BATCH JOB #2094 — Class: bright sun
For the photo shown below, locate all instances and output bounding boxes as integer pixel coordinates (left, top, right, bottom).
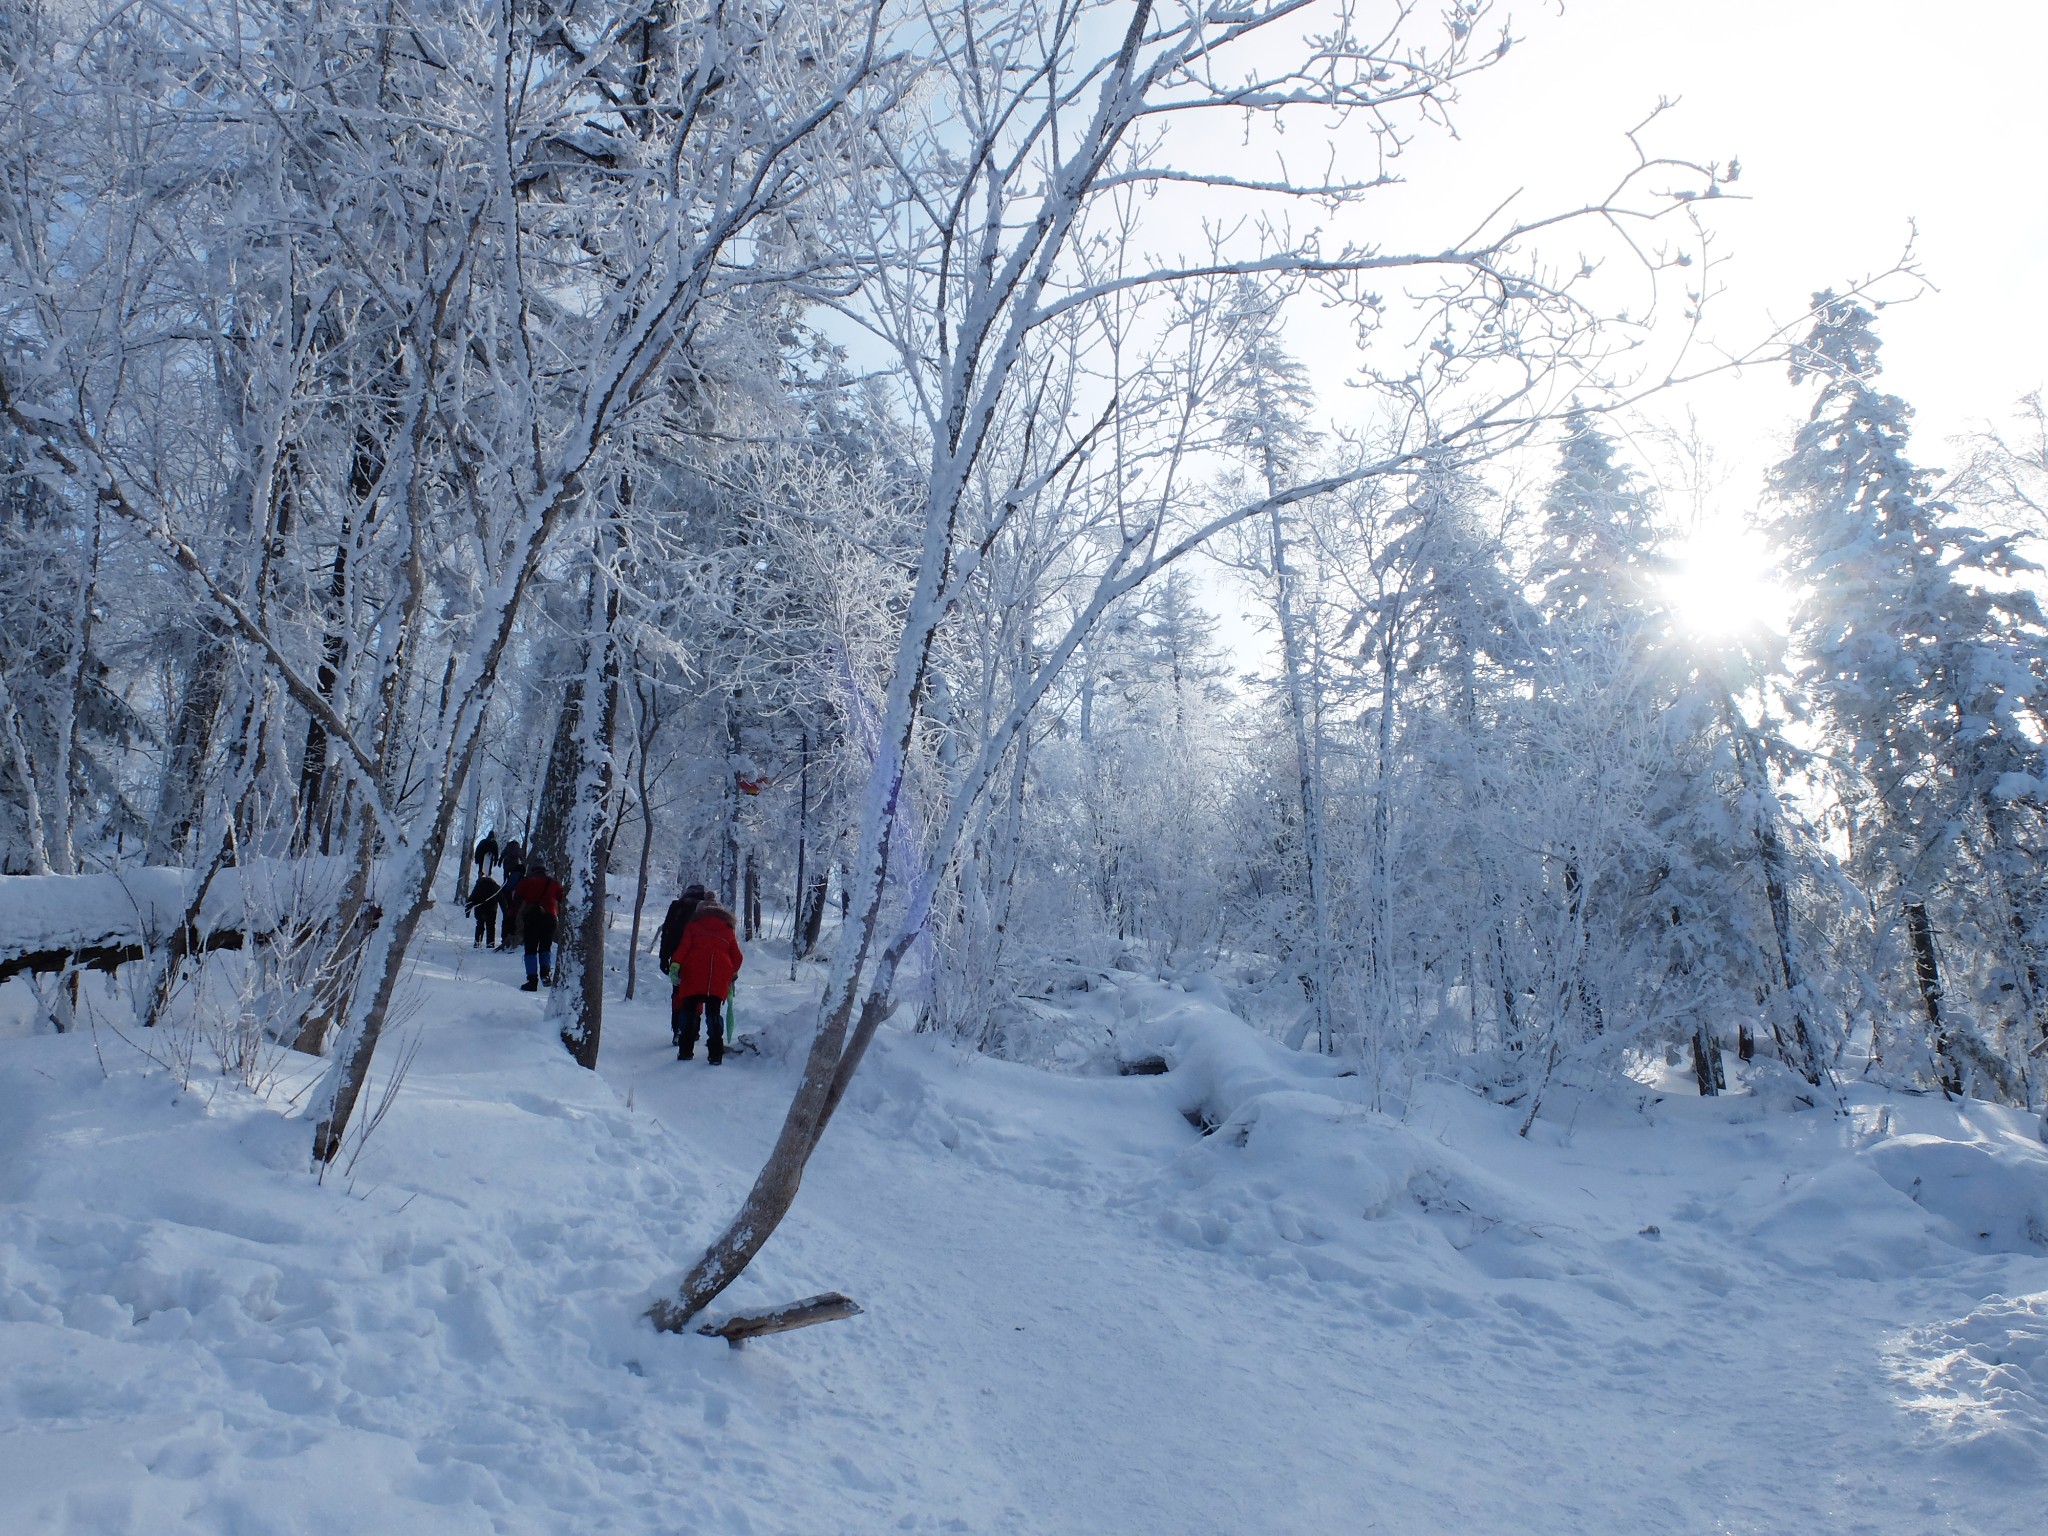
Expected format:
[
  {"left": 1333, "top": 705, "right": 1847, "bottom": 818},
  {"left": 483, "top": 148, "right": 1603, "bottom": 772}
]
[{"left": 1664, "top": 525, "right": 1792, "bottom": 640}]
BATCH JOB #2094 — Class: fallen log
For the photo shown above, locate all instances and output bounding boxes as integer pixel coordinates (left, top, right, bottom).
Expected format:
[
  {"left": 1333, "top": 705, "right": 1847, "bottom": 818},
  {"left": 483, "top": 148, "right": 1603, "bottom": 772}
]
[
  {"left": 696, "top": 1292, "right": 864, "bottom": 1349},
  {"left": 0, "top": 860, "right": 348, "bottom": 988},
  {"left": 0, "top": 927, "right": 259, "bottom": 987}
]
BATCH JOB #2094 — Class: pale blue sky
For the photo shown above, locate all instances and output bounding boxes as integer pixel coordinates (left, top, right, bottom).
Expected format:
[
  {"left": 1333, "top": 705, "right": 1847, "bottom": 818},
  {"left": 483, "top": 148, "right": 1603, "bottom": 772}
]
[
  {"left": 1240, "top": 0, "right": 2048, "bottom": 636},
  {"left": 1375, "top": 0, "right": 2048, "bottom": 478}
]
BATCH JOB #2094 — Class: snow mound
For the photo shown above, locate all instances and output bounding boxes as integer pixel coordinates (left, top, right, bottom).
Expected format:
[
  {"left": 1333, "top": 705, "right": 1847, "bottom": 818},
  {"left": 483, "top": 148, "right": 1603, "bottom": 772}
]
[
  {"left": 1891, "top": 1292, "right": 2048, "bottom": 1474},
  {"left": 1745, "top": 1159, "right": 1960, "bottom": 1278},
  {"left": 1752, "top": 1109, "right": 2048, "bottom": 1274},
  {"left": 1119, "top": 995, "right": 1558, "bottom": 1300},
  {"left": 1864, "top": 1132, "right": 2048, "bottom": 1255}
]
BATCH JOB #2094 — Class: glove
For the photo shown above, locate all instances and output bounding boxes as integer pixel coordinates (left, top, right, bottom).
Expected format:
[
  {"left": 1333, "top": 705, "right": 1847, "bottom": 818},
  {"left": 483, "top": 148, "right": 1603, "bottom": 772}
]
[{"left": 666, "top": 962, "right": 680, "bottom": 985}]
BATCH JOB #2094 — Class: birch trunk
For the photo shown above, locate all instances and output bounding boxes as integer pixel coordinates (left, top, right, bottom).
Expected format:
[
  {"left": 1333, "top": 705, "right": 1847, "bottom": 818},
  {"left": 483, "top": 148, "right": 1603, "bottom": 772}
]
[
  {"left": 625, "top": 721, "right": 657, "bottom": 1002},
  {"left": 45, "top": 506, "right": 99, "bottom": 876},
  {"left": 0, "top": 667, "right": 52, "bottom": 876},
  {"left": 552, "top": 539, "right": 625, "bottom": 1071}
]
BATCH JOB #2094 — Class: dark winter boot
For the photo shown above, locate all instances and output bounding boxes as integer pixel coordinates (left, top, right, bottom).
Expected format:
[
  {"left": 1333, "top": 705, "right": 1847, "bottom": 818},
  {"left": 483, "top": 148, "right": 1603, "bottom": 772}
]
[{"left": 519, "top": 978, "right": 538, "bottom": 993}]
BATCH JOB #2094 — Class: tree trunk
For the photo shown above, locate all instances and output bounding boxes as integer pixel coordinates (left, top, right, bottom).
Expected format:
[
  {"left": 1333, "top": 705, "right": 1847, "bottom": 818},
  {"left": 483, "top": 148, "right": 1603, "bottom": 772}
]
[
  {"left": 148, "top": 627, "right": 230, "bottom": 865},
  {"left": 294, "top": 517, "right": 352, "bottom": 855},
  {"left": 291, "top": 817, "right": 380, "bottom": 1057},
  {"left": 531, "top": 668, "right": 584, "bottom": 880},
  {"left": 0, "top": 667, "right": 52, "bottom": 876},
  {"left": 1690, "top": 1025, "right": 1725, "bottom": 1095},
  {"left": 1367, "top": 620, "right": 1400, "bottom": 1081},
  {"left": 652, "top": 478, "right": 953, "bottom": 1329},
  {"left": 1263, "top": 464, "right": 1334, "bottom": 1054},
  {"left": 1903, "top": 898, "right": 1962, "bottom": 1096},
  {"left": 139, "top": 684, "right": 282, "bottom": 1030},
  {"left": 744, "top": 847, "right": 761, "bottom": 941},
  {"left": 1725, "top": 708, "right": 1827, "bottom": 1086},
  {"left": 801, "top": 870, "right": 830, "bottom": 956},
  {"left": 455, "top": 748, "right": 484, "bottom": 908},
  {"left": 552, "top": 536, "right": 624, "bottom": 1071},
  {"left": 1754, "top": 813, "right": 1824, "bottom": 1084},
  {"left": 625, "top": 716, "right": 657, "bottom": 1002},
  {"left": 310, "top": 854, "right": 441, "bottom": 1164},
  {"left": 721, "top": 688, "right": 744, "bottom": 902},
  {"left": 1979, "top": 793, "right": 2046, "bottom": 1056},
  {"left": 1562, "top": 855, "right": 1603, "bottom": 1038},
  {"left": 789, "top": 730, "right": 810, "bottom": 975},
  {"left": 45, "top": 503, "right": 101, "bottom": 876}
]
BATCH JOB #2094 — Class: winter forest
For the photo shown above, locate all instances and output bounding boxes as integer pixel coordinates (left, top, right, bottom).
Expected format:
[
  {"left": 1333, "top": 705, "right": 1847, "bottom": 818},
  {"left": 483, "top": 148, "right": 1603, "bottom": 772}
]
[{"left": 3, "top": 1, "right": 2045, "bottom": 1532}]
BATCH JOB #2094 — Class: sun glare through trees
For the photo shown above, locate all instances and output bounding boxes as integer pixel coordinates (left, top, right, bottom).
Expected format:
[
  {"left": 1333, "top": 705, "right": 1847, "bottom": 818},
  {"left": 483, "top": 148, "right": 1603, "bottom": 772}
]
[{"left": 0, "top": 1, "right": 2044, "bottom": 1530}]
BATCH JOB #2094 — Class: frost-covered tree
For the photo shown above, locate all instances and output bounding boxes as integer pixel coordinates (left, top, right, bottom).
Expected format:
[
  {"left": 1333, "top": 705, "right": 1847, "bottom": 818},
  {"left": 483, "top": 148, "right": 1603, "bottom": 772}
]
[
  {"left": 0, "top": 0, "right": 901, "bottom": 1154},
  {"left": 1510, "top": 415, "right": 1816, "bottom": 1105},
  {"left": 1771, "top": 293, "right": 2048, "bottom": 1099},
  {"left": 653, "top": 0, "right": 1732, "bottom": 1327},
  {"left": 1531, "top": 411, "right": 1668, "bottom": 635},
  {"left": 1332, "top": 458, "right": 1536, "bottom": 1072},
  {"left": 0, "top": 433, "right": 146, "bottom": 874}
]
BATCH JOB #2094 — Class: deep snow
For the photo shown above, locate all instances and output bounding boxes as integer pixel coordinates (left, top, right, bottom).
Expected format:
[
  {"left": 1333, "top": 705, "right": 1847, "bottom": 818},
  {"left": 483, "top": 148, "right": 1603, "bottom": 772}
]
[{"left": 2, "top": 918, "right": 2044, "bottom": 1534}]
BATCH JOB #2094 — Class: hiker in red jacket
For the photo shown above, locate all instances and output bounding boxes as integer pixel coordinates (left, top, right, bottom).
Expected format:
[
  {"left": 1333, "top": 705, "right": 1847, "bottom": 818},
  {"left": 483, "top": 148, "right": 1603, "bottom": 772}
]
[
  {"left": 667, "top": 896, "right": 743, "bottom": 1064},
  {"left": 513, "top": 861, "right": 566, "bottom": 992}
]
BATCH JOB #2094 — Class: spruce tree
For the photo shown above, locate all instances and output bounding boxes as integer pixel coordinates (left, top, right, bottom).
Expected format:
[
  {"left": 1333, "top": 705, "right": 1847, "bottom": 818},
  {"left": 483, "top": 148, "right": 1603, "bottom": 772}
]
[
  {"left": 1530, "top": 410, "right": 1668, "bottom": 637},
  {"left": 1771, "top": 292, "right": 2047, "bottom": 1097},
  {"left": 1529, "top": 413, "right": 1780, "bottom": 1091}
]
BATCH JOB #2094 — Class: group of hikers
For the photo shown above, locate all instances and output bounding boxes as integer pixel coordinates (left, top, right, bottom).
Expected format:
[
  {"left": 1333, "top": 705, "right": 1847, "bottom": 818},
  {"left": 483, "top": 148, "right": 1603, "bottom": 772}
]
[
  {"left": 463, "top": 831, "right": 744, "bottom": 1063},
  {"left": 462, "top": 831, "right": 563, "bottom": 992}
]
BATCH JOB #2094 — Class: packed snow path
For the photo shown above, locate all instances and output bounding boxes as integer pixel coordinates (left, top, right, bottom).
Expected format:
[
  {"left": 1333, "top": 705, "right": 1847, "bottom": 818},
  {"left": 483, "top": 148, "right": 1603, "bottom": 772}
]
[{"left": 2, "top": 920, "right": 2043, "bottom": 1533}]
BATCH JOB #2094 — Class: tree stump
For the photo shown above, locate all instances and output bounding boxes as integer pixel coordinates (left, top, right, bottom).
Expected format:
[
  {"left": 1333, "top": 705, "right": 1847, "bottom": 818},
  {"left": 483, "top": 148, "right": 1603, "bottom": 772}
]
[{"left": 696, "top": 1292, "right": 864, "bottom": 1349}]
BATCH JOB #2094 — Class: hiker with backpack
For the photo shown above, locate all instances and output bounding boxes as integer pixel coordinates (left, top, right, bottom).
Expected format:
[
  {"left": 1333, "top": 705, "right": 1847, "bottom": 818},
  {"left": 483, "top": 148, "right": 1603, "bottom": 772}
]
[
  {"left": 465, "top": 870, "right": 503, "bottom": 948},
  {"left": 656, "top": 882, "right": 709, "bottom": 1047},
  {"left": 497, "top": 841, "right": 527, "bottom": 950},
  {"left": 667, "top": 893, "right": 743, "bottom": 1064},
  {"left": 512, "top": 860, "right": 565, "bottom": 991},
  {"left": 474, "top": 828, "right": 500, "bottom": 877}
]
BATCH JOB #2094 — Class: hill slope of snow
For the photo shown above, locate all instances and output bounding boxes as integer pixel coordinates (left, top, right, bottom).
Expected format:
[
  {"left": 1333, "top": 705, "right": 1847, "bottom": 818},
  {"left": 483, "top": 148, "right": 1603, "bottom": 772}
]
[{"left": 2, "top": 923, "right": 2043, "bottom": 1534}]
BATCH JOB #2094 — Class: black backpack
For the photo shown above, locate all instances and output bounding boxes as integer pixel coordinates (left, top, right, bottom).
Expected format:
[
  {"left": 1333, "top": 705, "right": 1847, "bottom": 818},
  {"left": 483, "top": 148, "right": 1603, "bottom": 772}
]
[{"left": 657, "top": 893, "right": 705, "bottom": 962}]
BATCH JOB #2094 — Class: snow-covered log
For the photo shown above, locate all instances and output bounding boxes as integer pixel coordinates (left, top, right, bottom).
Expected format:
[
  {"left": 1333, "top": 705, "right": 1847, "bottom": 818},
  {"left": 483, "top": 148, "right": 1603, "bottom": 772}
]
[
  {"left": 0, "top": 860, "right": 350, "bottom": 985},
  {"left": 693, "top": 1293, "right": 864, "bottom": 1349}
]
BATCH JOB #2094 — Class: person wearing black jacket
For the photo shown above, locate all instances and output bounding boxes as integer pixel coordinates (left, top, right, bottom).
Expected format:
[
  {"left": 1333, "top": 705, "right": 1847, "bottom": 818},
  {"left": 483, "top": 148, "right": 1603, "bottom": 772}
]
[
  {"left": 498, "top": 845, "right": 527, "bottom": 950},
  {"left": 657, "top": 884, "right": 709, "bottom": 1048},
  {"left": 473, "top": 829, "right": 499, "bottom": 876},
  {"left": 465, "top": 872, "right": 503, "bottom": 948}
]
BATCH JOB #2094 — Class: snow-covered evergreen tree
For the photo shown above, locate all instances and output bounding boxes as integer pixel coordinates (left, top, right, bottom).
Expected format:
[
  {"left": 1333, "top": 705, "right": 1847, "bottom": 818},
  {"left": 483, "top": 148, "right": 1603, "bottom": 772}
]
[
  {"left": 1521, "top": 414, "right": 1792, "bottom": 1097},
  {"left": 1530, "top": 410, "right": 1669, "bottom": 637},
  {"left": 1771, "top": 292, "right": 2048, "bottom": 1098}
]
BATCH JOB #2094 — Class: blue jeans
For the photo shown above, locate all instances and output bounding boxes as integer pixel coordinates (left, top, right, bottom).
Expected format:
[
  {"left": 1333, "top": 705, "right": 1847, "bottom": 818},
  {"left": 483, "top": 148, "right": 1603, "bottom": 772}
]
[
  {"left": 522, "top": 910, "right": 557, "bottom": 981},
  {"left": 674, "top": 995, "right": 723, "bottom": 1061}
]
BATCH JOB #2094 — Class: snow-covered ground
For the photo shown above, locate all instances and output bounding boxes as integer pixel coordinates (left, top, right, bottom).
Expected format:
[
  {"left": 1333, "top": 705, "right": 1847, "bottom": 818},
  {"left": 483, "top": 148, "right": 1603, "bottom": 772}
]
[{"left": 2, "top": 918, "right": 2044, "bottom": 1534}]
